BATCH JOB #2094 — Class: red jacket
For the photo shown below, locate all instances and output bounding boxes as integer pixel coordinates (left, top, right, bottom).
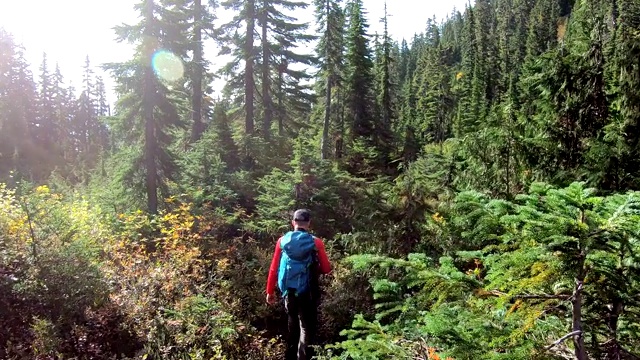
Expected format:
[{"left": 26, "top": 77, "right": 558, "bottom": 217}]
[{"left": 266, "top": 233, "right": 331, "bottom": 296}]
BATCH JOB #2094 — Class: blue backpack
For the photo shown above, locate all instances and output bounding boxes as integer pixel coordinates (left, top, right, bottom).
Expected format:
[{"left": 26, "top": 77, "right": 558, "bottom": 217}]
[{"left": 278, "top": 230, "right": 317, "bottom": 296}]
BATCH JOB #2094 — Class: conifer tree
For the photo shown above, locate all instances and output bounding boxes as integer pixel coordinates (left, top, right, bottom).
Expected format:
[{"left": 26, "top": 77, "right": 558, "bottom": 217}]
[
  {"left": 372, "top": 33, "right": 383, "bottom": 130},
  {"left": 258, "top": 0, "right": 273, "bottom": 140},
  {"left": 398, "top": 35, "right": 422, "bottom": 162},
  {"left": 516, "top": 0, "right": 611, "bottom": 188},
  {"left": 397, "top": 39, "right": 410, "bottom": 86},
  {"left": 93, "top": 76, "right": 111, "bottom": 152},
  {"left": 454, "top": 5, "right": 476, "bottom": 136},
  {"left": 219, "top": 0, "right": 257, "bottom": 135},
  {"left": 415, "top": 17, "right": 452, "bottom": 149},
  {"left": 495, "top": 0, "right": 533, "bottom": 98},
  {"left": 344, "top": 0, "right": 375, "bottom": 143},
  {"left": 165, "top": 0, "right": 219, "bottom": 143},
  {"left": 30, "top": 53, "right": 61, "bottom": 180},
  {"left": 190, "top": 0, "right": 205, "bottom": 142},
  {"left": 261, "top": 0, "right": 315, "bottom": 139},
  {"left": 0, "top": 30, "right": 16, "bottom": 179},
  {"left": 51, "top": 63, "right": 75, "bottom": 172},
  {"left": 610, "top": 0, "right": 640, "bottom": 189},
  {"left": 220, "top": 0, "right": 313, "bottom": 140},
  {"left": 0, "top": 29, "right": 36, "bottom": 183},
  {"left": 471, "top": 0, "right": 496, "bottom": 123},
  {"left": 525, "top": 0, "right": 562, "bottom": 60},
  {"left": 106, "top": 0, "right": 186, "bottom": 214},
  {"left": 376, "top": 3, "right": 395, "bottom": 150},
  {"left": 79, "top": 57, "right": 96, "bottom": 155},
  {"left": 211, "top": 101, "right": 241, "bottom": 170},
  {"left": 94, "top": 76, "right": 110, "bottom": 117},
  {"left": 314, "top": 0, "right": 345, "bottom": 159}
]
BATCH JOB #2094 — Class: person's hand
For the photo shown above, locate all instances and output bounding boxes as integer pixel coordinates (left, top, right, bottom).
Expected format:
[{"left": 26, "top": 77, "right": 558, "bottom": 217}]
[{"left": 266, "top": 293, "right": 276, "bottom": 305}]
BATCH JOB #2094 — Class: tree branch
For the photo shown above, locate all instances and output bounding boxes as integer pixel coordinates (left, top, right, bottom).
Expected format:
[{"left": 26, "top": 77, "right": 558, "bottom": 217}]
[
  {"left": 545, "top": 330, "right": 582, "bottom": 350},
  {"left": 514, "top": 294, "right": 571, "bottom": 300},
  {"left": 19, "top": 197, "right": 38, "bottom": 260},
  {"left": 480, "top": 289, "right": 570, "bottom": 300}
]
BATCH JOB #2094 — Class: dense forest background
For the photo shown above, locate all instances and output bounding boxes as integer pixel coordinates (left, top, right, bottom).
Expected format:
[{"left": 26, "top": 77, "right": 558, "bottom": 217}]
[{"left": 2, "top": 0, "right": 640, "bottom": 359}]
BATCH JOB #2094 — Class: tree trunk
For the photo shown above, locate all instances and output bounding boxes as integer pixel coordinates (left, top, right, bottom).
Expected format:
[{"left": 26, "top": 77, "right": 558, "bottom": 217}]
[
  {"left": 404, "top": 126, "right": 413, "bottom": 162},
  {"left": 321, "top": 0, "right": 333, "bottom": 159},
  {"left": 190, "top": 0, "right": 204, "bottom": 143},
  {"left": 603, "top": 258, "right": 625, "bottom": 360},
  {"left": 335, "top": 85, "right": 344, "bottom": 159},
  {"left": 143, "top": 0, "right": 158, "bottom": 215},
  {"left": 244, "top": 0, "right": 255, "bottom": 135},
  {"left": 603, "top": 298, "right": 624, "bottom": 360},
  {"left": 573, "top": 253, "right": 588, "bottom": 360},
  {"left": 261, "top": 0, "right": 272, "bottom": 141},
  {"left": 321, "top": 75, "right": 332, "bottom": 159},
  {"left": 278, "top": 60, "right": 284, "bottom": 136}
]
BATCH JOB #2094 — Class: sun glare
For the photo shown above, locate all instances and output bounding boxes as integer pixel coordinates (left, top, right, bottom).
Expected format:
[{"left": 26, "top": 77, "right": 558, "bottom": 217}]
[{"left": 152, "top": 50, "right": 185, "bottom": 82}]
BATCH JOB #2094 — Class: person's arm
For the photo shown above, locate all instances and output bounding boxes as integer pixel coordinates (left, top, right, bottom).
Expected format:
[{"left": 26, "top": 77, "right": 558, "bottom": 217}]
[
  {"left": 313, "top": 238, "right": 331, "bottom": 274},
  {"left": 266, "top": 237, "right": 282, "bottom": 296}
]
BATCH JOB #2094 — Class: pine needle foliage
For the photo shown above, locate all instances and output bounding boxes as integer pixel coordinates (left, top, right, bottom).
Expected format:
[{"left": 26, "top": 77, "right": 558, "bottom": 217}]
[{"left": 329, "top": 182, "right": 640, "bottom": 359}]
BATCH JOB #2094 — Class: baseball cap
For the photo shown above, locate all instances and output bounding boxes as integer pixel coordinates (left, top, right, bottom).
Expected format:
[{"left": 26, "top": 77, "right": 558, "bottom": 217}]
[{"left": 293, "top": 209, "right": 311, "bottom": 222}]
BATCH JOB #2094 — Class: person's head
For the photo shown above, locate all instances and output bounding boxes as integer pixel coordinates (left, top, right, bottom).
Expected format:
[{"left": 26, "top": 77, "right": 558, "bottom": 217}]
[{"left": 292, "top": 209, "right": 311, "bottom": 230}]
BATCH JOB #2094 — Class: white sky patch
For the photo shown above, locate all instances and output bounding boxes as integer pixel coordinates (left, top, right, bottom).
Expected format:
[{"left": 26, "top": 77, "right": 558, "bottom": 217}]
[{"left": 0, "top": 0, "right": 470, "bottom": 107}]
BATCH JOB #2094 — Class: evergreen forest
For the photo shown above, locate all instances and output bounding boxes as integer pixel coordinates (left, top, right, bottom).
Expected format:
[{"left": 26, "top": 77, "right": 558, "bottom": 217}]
[{"left": 2, "top": 0, "right": 640, "bottom": 359}]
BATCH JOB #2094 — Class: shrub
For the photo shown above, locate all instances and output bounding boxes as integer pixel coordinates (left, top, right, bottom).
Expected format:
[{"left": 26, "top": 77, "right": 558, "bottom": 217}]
[{"left": 0, "top": 183, "right": 135, "bottom": 359}]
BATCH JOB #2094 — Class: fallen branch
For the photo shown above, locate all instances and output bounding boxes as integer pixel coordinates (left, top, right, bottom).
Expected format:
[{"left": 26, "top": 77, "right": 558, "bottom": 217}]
[{"left": 545, "top": 330, "right": 582, "bottom": 350}]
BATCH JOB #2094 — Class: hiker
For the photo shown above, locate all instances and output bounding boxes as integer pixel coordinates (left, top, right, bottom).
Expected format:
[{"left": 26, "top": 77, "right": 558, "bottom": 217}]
[{"left": 265, "top": 209, "right": 332, "bottom": 360}]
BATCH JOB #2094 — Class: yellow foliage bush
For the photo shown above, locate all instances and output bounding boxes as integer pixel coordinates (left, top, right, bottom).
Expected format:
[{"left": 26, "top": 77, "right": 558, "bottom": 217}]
[
  {"left": 1, "top": 184, "right": 284, "bottom": 359},
  {"left": 102, "top": 202, "right": 206, "bottom": 337}
]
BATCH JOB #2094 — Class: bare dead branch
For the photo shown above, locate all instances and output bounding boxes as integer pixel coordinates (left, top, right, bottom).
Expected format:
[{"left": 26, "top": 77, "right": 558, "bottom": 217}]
[
  {"left": 514, "top": 294, "right": 571, "bottom": 300},
  {"left": 545, "top": 330, "right": 582, "bottom": 350},
  {"left": 481, "top": 289, "right": 570, "bottom": 300}
]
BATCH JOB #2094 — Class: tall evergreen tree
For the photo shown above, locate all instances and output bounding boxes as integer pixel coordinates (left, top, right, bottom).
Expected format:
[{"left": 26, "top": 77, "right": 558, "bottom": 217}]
[
  {"left": 518, "top": 1, "right": 610, "bottom": 187},
  {"left": 415, "top": 17, "right": 453, "bottom": 149},
  {"left": 525, "top": 0, "right": 562, "bottom": 60},
  {"left": 259, "top": 0, "right": 315, "bottom": 140},
  {"left": 0, "top": 29, "right": 36, "bottom": 183},
  {"left": 31, "top": 53, "right": 60, "bottom": 179},
  {"left": 471, "top": 0, "right": 496, "bottom": 123},
  {"left": 78, "top": 56, "right": 97, "bottom": 155},
  {"left": 344, "top": 0, "right": 375, "bottom": 143},
  {"left": 454, "top": 5, "right": 476, "bottom": 136},
  {"left": 259, "top": 0, "right": 274, "bottom": 140},
  {"left": 51, "top": 63, "right": 74, "bottom": 171},
  {"left": 398, "top": 34, "right": 423, "bottom": 162},
  {"left": 314, "top": 0, "right": 345, "bottom": 159},
  {"left": 219, "top": 0, "right": 257, "bottom": 135},
  {"left": 376, "top": 2, "right": 395, "bottom": 148},
  {"left": 190, "top": 0, "right": 205, "bottom": 142},
  {"left": 106, "top": 0, "right": 187, "bottom": 214},
  {"left": 495, "top": 0, "right": 533, "bottom": 98},
  {"left": 212, "top": 101, "right": 241, "bottom": 170},
  {"left": 184, "top": 0, "right": 218, "bottom": 143},
  {"left": 220, "top": 0, "right": 313, "bottom": 140},
  {"left": 93, "top": 76, "right": 111, "bottom": 152},
  {"left": 609, "top": 0, "right": 640, "bottom": 189},
  {"left": 397, "top": 39, "right": 410, "bottom": 87}
]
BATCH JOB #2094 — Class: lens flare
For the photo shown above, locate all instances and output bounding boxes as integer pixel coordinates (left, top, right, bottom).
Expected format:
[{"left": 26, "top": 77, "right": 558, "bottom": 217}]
[{"left": 151, "top": 50, "right": 184, "bottom": 82}]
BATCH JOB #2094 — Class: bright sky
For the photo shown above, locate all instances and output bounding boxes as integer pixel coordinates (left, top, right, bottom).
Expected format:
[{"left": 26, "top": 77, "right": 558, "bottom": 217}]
[{"left": 0, "top": 0, "right": 469, "bottom": 106}]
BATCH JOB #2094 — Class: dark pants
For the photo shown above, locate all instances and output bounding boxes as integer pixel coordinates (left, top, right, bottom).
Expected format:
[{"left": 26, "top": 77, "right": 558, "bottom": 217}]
[{"left": 284, "top": 290, "right": 318, "bottom": 360}]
